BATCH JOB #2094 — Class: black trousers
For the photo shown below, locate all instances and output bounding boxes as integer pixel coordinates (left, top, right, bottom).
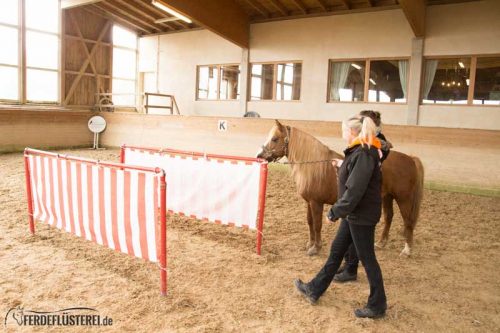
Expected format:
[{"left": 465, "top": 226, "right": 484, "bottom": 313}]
[
  {"left": 308, "top": 219, "right": 386, "bottom": 311},
  {"left": 342, "top": 244, "right": 359, "bottom": 274}
]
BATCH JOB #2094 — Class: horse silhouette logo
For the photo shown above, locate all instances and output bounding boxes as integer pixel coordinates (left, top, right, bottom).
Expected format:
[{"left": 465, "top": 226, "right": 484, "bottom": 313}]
[{"left": 4, "top": 306, "right": 24, "bottom": 326}]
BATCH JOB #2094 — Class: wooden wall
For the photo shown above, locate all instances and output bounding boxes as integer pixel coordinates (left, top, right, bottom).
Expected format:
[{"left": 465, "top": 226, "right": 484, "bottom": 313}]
[
  {"left": 0, "top": 108, "right": 94, "bottom": 153},
  {"left": 99, "top": 113, "right": 500, "bottom": 155},
  {"left": 62, "top": 7, "right": 112, "bottom": 108}
]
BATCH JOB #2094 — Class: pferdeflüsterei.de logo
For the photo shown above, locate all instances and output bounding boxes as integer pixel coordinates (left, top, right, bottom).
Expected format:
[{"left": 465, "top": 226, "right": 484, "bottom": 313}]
[{"left": 4, "top": 306, "right": 113, "bottom": 327}]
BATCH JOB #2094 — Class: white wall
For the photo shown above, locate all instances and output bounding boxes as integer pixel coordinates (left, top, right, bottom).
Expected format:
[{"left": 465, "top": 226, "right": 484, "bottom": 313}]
[
  {"left": 248, "top": 9, "right": 413, "bottom": 125},
  {"left": 138, "top": 1, "right": 500, "bottom": 130},
  {"left": 139, "top": 30, "right": 242, "bottom": 117}
]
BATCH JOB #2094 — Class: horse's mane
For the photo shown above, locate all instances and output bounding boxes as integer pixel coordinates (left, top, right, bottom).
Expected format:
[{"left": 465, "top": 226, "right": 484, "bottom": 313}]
[{"left": 288, "top": 127, "right": 343, "bottom": 194}]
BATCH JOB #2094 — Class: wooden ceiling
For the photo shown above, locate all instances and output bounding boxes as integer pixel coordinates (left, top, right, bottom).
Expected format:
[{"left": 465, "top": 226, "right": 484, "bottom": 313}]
[{"left": 72, "top": 0, "right": 482, "bottom": 37}]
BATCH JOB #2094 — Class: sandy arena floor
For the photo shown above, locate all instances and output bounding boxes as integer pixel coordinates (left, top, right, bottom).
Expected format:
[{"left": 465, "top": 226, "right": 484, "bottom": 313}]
[{"left": 1, "top": 149, "right": 499, "bottom": 332}]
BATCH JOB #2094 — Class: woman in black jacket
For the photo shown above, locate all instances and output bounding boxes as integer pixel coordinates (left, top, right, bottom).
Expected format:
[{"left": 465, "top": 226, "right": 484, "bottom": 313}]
[
  {"left": 335, "top": 110, "right": 392, "bottom": 282},
  {"left": 294, "top": 115, "right": 387, "bottom": 319}
]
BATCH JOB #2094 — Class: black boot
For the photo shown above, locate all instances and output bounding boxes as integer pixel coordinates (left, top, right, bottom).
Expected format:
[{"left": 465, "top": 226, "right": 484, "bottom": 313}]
[
  {"left": 293, "top": 279, "right": 319, "bottom": 305},
  {"left": 333, "top": 270, "right": 357, "bottom": 282},
  {"left": 354, "top": 307, "right": 386, "bottom": 319}
]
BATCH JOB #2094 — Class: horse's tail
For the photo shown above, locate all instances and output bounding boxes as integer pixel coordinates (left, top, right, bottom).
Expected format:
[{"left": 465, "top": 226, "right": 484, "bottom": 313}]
[{"left": 410, "top": 156, "right": 425, "bottom": 227}]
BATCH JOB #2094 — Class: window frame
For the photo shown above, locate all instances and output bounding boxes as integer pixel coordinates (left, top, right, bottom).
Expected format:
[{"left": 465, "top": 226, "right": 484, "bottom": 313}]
[
  {"left": 111, "top": 24, "right": 139, "bottom": 108},
  {"left": 249, "top": 60, "right": 303, "bottom": 102},
  {"left": 0, "top": 0, "right": 61, "bottom": 105},
  {"left": 421, "top": 54, "right": 500, "bottom": 107},
  {"left": 195, "top": 63, "right": 241, "bottom": 101},
  {"left": 327, "top": 57, "right": 410, "bottom": 105}
]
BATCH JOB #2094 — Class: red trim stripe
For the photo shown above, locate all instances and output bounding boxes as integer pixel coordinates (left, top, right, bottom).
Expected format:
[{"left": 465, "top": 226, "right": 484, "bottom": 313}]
[
  {"left": 75, "top": 163, "right": 85, "bottom": 238},
  {"left": 39, "top": 157, "right": 48, "bottom": 222},
  {"left": 110, "top": 169, "right": 121, "bottom": 253},
  {"left": 57, "top": 159, "right": 67, "bottom": 232},
  {"left": 65, "top": 160, "right": 74, "bottom": 233},
  {"left": 86, "top": 164, "right": 96, "bottom": 242},
  {"left": 30, "top": 157, "right": 41, "bottom": 220},
  {"left": 47, "top": 158, "right": 57, "bottom": 225},
  {"left": 98, "top": 166, "right": 108, "bottom": 247},
  {"left": 137, "top": 172, "right": 149, "bottom": 261},
  {"left": 123, "top": 171, "right": 134, "bottom": 256}
]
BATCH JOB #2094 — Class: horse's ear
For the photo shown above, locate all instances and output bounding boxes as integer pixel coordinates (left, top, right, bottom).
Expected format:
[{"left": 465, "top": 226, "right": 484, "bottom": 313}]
[{"left": 275, "top": 119, "right": 284, "bottom": 129}]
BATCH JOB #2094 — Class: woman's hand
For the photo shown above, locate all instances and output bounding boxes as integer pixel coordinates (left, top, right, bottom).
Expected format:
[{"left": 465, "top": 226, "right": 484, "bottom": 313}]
[
  {"left": 332, "top": 159, "right": 343, "bottom": 169},
  {"left": 327, "top": 207, "right": 338, "bottom": 223}
]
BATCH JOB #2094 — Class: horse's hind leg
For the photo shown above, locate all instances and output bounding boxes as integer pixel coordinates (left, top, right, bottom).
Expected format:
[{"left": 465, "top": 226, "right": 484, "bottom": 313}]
[
  {"left": 306, "top": 202, "right": 315, "bottom": 250},
  {"left": 396, "top": 199, "right": 414, "bottom": 257},
  {"left": 377, "top": 194, "right": 394, "bottom": 248},
  {"left": 307, "top": 201, "right": 323, "bottom": 256}
]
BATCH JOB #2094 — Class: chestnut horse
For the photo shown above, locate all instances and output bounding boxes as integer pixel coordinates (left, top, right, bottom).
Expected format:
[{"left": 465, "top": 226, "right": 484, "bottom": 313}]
[{"left": 257, "top": 120, "right": 424, "bottom": 256}]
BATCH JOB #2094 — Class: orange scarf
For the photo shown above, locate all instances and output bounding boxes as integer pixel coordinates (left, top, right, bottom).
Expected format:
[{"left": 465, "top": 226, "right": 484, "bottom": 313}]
[{"left": 349, "top": 136, "right": 382, "bottom": 149}]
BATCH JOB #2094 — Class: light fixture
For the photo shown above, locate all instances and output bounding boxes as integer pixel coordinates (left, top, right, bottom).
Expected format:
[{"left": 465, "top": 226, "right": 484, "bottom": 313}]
[
  {"left": 351, "top": 63, "right": 361, "bottom": 70},
  {"left": 441, "top": 82, "right": 445, "bottom": 86},
  {"left": 458, "top": 61, "right": 465, "bottom": 69},
  {"left": 369, "top": 78, "right": 376, "bottom": 85},
  {"left": 457, "top": 82, "right": 461, "bottom": 86},
  {"left": 152, "top": 0, "right": 192, "bottom": 24},
  {"left": 466, "top": 79, "right": 470, "bottom": 86}
]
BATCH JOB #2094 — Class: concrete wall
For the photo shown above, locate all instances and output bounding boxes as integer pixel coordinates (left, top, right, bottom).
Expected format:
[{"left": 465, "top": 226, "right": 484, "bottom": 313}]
[
  {"left": 139, "top": 1, "right": 500, "bottom": 130},
  {"left": 0, "top": 108, "right": 94, "bottom": 153}
]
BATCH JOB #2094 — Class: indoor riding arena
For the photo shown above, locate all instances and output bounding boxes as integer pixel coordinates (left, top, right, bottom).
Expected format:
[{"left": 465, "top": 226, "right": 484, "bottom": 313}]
[{"left": 1, "top": 0, "right": 499, "bottom": 332}]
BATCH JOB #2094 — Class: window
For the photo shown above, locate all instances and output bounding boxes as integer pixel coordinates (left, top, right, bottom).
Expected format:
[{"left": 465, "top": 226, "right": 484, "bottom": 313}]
[
  {"left": 328, "top": 59, "right": 408, "bottom": 103},
  {"left": 0, "top": 0, "right": 60, "bottom": 103},
  {"left": 421, "top": 55, "right": 500, "bottom": 106},
  {"left": 473, "top": 56, "right": 500, "bottom": 105},
  {"left": 112, "top": 25, "right": 137, "bottom": 106},
  {"left": 196, "top": 64, "right": 240, "bottom": 100},
  {"left": 422, "top": 57, "right": 470, "bottom": 104},
  {"left": 250, "top": 62, "right": 302, "bottom": 101}
]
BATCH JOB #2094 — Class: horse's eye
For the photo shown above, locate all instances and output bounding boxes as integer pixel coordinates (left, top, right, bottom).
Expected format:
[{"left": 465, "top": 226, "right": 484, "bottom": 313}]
[{"left": 271, "top": 137, "right": 279, "bottom": 143}]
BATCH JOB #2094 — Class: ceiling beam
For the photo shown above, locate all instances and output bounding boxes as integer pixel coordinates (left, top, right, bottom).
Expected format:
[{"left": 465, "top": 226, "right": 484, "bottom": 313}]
[
  {"left": 268, "top": 0, "right": 289, "bottom": 16},
  {"left": 132, "top": 0, "right": 188, "bottom": 30},
  {"left": 128, "top": 0, "right": 179, "bottom": 31},
  {"left": 87, "top": 5, "right": 151, "bottom": 34},
  {"left": 61, "top": 0, "right": 102, "bottom": 9},
  {"left": 339, "top": 0, "right": 350, "bottom": 10},
  {"left": 110, "top": 0, "right": 175, "bottom": 32},
  {"left": 398, "top": 0, "right": 426, "bottom": 37},
  {"left": 154, "top": 0, "right": 250, "bottom": 48},
  {"left": 315, "top": 0, "right": 329, "bottom": 11},
  {"left": 290, "top": 0, "right": 308, "bottom": 14},
  {"left": 245, "top": 0, "right": 270, "bottom": 18},
  {"left": 95, "top": 1, "right": 162, "bottom": 33}
]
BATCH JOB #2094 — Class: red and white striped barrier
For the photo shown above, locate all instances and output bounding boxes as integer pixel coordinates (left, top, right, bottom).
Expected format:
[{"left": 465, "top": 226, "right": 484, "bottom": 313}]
[
  {"left": 120, "top": 145, "right": 268, "bottom": 255},
  {"left": 23, "top": 148, "right": 168, "bottom": 295}
]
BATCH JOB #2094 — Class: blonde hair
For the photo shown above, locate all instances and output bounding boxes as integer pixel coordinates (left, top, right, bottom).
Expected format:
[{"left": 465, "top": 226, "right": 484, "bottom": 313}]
[{"left": 343, "top": 115, "right": 377, "bottom": 147}]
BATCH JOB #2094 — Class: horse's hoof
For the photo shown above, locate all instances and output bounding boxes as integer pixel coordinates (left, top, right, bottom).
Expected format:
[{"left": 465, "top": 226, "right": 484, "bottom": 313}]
[
  {"left": 399, "top": 244, "right": 411, "bottom": 257},
  {"left": 306, "top": 241, "right": 314, "bottom": 250},
  {"left": 307, "top": 246, "right": 319, "bottom": 256}
]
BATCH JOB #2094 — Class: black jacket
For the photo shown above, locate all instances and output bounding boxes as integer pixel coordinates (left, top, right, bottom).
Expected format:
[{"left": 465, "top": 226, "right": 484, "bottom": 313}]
[
  {"left": 329, "top": 143, "right": 382, "bottom": 226},
  {"left": 377, "top": 132, "right": 390, "bottom": 162}
]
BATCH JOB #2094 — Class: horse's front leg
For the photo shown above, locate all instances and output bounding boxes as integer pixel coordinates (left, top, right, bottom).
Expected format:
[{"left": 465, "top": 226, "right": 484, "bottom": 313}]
[
  {"left": 306, "top": 202, "right": 315, "bottom": 250},
  {"left": 307, "top": 201, "right": 324, "bottom": 256}
]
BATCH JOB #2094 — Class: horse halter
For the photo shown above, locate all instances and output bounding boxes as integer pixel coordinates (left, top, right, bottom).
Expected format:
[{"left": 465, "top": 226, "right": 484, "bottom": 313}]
[{"left": 260, "top": 126, "right": 291, "bottom": 162}]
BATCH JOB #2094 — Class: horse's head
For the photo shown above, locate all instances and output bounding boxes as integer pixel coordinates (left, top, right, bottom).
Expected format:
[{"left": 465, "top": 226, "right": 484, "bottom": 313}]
[{"left": 256, "top": 120, "right": 290, "bottom": 162}]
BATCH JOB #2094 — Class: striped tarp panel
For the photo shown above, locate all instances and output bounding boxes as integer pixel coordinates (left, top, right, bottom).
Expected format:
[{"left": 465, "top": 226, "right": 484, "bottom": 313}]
[
  {"left": 27, "top": 154, "right": 161, "bottom": 263},
  {"left": 124, "top": 147, "right": 262, "bottom": 230}
]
